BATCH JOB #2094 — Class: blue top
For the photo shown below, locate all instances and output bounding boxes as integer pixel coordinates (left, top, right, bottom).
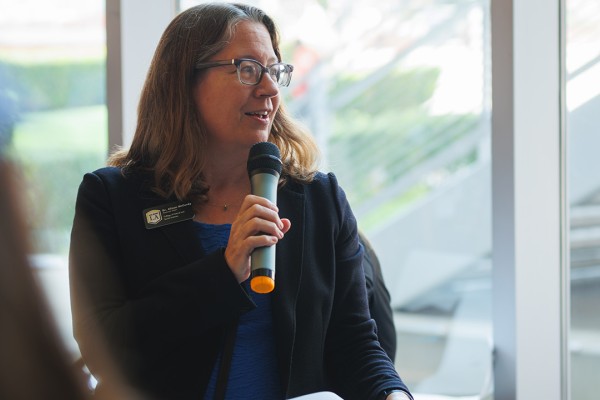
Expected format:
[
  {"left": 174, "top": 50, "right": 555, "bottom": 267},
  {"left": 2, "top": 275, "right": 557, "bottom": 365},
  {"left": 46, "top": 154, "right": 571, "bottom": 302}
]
[{"left": 195, "top": 222, "right": 283, "bottom": 400}]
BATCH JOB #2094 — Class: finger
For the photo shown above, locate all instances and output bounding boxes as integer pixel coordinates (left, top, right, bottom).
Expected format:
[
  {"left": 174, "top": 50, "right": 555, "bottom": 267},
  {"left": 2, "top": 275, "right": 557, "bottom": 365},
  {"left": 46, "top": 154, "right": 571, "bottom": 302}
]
[
  {"left": 247, "top": 217, "right": 284, "bottom": 238},
  {"left": 280, "top": 218, "right": 291, "bottom": 234},
  {"left": 248, "top": 233, "right": 279, "bottom": 248},
  {"left": 241, "top": 194, "right": 278, "bottom": 212},
  {"left": 236, "top": 203, "right": 284, "bottom": 233},
  {"left": 224, "top": 234, "right": 279, "bottom": 283}
]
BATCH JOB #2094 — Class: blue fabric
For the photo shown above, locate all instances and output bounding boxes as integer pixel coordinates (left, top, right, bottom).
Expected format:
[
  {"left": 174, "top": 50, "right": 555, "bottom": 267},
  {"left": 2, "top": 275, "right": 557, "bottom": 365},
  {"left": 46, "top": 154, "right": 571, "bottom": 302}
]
[
  {"left": 195, "top": 222, "right": 283, "bottom": 400},
  {"left": 194, "top": 221, "right": 232, "bottom": 255}
]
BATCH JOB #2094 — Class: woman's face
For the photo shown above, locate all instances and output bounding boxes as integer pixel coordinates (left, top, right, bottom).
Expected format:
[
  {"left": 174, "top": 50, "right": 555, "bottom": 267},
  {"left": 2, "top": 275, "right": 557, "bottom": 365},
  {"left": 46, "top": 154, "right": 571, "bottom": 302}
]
[{"left": 194, "top": 20, "right": 281, "bottom": 155}]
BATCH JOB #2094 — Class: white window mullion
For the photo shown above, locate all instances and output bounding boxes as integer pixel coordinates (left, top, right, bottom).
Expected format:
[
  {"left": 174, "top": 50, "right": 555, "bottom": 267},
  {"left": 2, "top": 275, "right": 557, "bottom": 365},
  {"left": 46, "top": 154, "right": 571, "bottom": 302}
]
[
  {"left": 491, "top": 0, "right": 567, "bottom": 399},
  {"left": 106, "top": 0, "right": 177, "bottom": 149}
]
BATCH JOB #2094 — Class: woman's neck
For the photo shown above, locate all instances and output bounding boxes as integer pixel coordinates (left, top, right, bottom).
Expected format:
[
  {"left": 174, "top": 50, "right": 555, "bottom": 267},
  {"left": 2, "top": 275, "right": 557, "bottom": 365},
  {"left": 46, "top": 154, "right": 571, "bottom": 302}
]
[
  {"left": 203, "top": 149, "right": 249, "bottom": 185},
  {"left": 195, "top": 160, "right": 251, "bottom": 224}
]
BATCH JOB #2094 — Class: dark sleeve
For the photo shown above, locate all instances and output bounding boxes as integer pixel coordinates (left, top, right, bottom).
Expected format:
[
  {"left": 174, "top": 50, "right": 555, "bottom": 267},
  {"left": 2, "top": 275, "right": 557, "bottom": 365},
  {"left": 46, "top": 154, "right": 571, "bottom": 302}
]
[
  {"left": 68, "top": 171, "right": 253, "bottom": 389},
  {"left": 360, "top": 231, "right": 397, "bottom": 362},
  {"left": 323, "top": 173, "right": 410, "bottom": 400}
]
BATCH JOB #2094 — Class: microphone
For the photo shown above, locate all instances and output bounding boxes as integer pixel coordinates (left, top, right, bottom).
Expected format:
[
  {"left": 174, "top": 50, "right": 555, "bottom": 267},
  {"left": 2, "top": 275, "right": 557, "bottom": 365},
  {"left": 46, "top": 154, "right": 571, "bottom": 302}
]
[{"left": 247, "top": 142, "right": 283, "bottom": 294}]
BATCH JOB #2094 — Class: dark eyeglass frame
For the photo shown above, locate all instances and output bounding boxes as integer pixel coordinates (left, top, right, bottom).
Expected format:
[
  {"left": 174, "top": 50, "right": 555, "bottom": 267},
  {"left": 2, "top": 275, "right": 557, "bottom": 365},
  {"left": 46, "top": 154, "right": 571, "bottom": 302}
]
[{"left": 195, "top": 58, "right": 294, "bottom": 87}]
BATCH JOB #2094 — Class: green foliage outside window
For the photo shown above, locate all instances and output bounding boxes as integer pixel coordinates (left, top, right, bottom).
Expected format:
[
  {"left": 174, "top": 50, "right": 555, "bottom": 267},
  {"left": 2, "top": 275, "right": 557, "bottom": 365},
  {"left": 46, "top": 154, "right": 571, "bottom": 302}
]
[
  {"left": 2, "top": 58, "right": 107, "bottom": 254},
  {"left": 329, "top": 67, "right": 481, "bottom": 228}
]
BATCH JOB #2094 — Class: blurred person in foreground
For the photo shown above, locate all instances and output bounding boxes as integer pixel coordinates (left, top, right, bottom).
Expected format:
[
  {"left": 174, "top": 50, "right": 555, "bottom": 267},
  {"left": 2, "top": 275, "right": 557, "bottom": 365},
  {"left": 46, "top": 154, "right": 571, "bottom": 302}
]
[
  {"left": 69, "top": 3, "right": 412, "bottom": 400},
  {"left": 0, "top": 158, "right": 86, "bottom": 399},
  {"left": 0, "top": 159, "right": 135, "bottom": 398}
]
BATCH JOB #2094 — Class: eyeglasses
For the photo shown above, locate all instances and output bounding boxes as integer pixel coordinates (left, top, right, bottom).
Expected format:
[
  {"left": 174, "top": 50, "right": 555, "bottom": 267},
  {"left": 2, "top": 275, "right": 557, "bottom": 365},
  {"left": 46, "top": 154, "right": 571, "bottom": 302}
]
[{"left": 195, "top": 58, "right": 294, "bottom": 87}]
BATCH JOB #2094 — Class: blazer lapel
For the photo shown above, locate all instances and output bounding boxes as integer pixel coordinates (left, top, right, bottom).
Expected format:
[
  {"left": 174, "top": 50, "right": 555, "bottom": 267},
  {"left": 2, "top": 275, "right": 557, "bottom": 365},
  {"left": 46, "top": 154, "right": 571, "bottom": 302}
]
[{"left": 273, "top": 183, "right": 305, "bottom": 395}]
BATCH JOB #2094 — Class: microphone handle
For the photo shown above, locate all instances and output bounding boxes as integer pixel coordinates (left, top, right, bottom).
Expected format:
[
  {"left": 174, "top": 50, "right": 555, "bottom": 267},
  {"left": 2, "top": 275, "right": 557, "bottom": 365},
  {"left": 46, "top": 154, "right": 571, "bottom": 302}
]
[{"left": 250, "top": 171, "right": 279, "bottom": 293}]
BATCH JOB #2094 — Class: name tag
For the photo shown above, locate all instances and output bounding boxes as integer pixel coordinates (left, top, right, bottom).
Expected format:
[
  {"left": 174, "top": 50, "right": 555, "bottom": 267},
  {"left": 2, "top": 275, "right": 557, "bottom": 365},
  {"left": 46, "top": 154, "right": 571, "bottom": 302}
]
[{"left": 143, "top": 201, "right": 194, "bottom": 229}]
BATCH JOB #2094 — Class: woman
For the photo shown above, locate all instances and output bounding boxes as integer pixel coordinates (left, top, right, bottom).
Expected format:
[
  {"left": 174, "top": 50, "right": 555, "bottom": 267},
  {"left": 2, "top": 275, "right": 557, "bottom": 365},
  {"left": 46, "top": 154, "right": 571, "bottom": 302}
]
[{"left": 69, "top": 3, "right": 412, "bottom": 400}]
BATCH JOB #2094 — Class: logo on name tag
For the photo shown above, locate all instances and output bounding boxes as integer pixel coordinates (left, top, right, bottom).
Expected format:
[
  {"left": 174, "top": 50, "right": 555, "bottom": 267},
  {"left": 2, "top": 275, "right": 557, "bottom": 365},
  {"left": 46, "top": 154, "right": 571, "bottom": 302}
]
[{"left": 145, "top": 209, "right": 162, "bottom": 225}]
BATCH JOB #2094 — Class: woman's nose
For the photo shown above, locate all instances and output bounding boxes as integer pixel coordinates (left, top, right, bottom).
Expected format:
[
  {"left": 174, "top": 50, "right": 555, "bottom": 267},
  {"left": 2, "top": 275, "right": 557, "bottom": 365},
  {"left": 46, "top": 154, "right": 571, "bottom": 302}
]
[{"left": 255, "top": 72, "right": 279, "bottom": 97}]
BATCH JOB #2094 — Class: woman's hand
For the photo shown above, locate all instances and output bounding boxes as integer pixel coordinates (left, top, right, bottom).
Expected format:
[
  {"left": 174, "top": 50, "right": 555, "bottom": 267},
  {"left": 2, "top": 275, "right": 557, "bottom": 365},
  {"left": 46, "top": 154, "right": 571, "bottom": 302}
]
[
  {"left": 386, "top": 391, "right": 412, "bottom": 400},
  {"left": 224, "top": 194, "right": 291, "bottom": 283}
]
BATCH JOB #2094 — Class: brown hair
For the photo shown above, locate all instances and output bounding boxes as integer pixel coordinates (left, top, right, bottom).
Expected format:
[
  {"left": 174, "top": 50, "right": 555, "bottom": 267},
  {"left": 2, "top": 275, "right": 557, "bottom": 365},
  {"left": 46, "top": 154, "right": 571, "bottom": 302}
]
[{"left": 109, "top": 2, "right": 320, "bottom": 204}]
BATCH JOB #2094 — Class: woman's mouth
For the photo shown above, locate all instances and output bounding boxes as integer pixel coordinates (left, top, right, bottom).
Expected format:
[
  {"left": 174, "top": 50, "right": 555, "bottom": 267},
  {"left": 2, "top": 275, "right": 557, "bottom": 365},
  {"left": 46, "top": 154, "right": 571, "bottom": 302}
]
[{"left": 245, "top": 111, "right": 269, "bottom": 120}]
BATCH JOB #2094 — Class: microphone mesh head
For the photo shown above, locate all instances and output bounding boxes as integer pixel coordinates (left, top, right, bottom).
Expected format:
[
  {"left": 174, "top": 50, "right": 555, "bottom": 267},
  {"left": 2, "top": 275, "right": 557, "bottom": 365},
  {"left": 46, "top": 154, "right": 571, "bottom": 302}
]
[{"left": 247, "top": 142, "right": 282, "bottom": 175}]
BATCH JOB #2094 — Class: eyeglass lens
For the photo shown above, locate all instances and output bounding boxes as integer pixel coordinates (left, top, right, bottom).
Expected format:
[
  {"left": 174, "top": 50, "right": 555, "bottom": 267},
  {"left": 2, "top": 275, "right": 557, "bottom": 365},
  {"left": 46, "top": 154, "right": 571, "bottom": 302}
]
[{"left": 238, "top": 60, "right": 291, "bottom": 86}]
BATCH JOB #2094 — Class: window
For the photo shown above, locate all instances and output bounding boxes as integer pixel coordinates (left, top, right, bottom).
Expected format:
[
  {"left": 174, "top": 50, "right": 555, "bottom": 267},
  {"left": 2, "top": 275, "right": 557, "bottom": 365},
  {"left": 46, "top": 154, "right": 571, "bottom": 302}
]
[
  {"left": 0, "top": 0, "right": 107, "bottom": 357},
  {"left": 566, "top": 0, "right": 600, "bottom": 398}
]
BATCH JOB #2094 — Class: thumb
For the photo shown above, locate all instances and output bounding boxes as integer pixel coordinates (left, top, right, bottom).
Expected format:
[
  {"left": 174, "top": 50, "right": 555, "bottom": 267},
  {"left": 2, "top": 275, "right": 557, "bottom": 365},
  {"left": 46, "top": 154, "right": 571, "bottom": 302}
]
[{"left": 281, "top": 218, "right": 292, "bottom": 234}]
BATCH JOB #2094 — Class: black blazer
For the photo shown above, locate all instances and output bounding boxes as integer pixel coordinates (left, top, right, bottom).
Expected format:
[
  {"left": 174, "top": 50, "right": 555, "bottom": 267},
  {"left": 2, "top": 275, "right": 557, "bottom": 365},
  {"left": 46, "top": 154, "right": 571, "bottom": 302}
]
[
  {"left": 69, "top": 167, "right": 409, "bottom": 400},
  {"left": 360, "top": 231, "right": 397, "bottom": 363}
]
